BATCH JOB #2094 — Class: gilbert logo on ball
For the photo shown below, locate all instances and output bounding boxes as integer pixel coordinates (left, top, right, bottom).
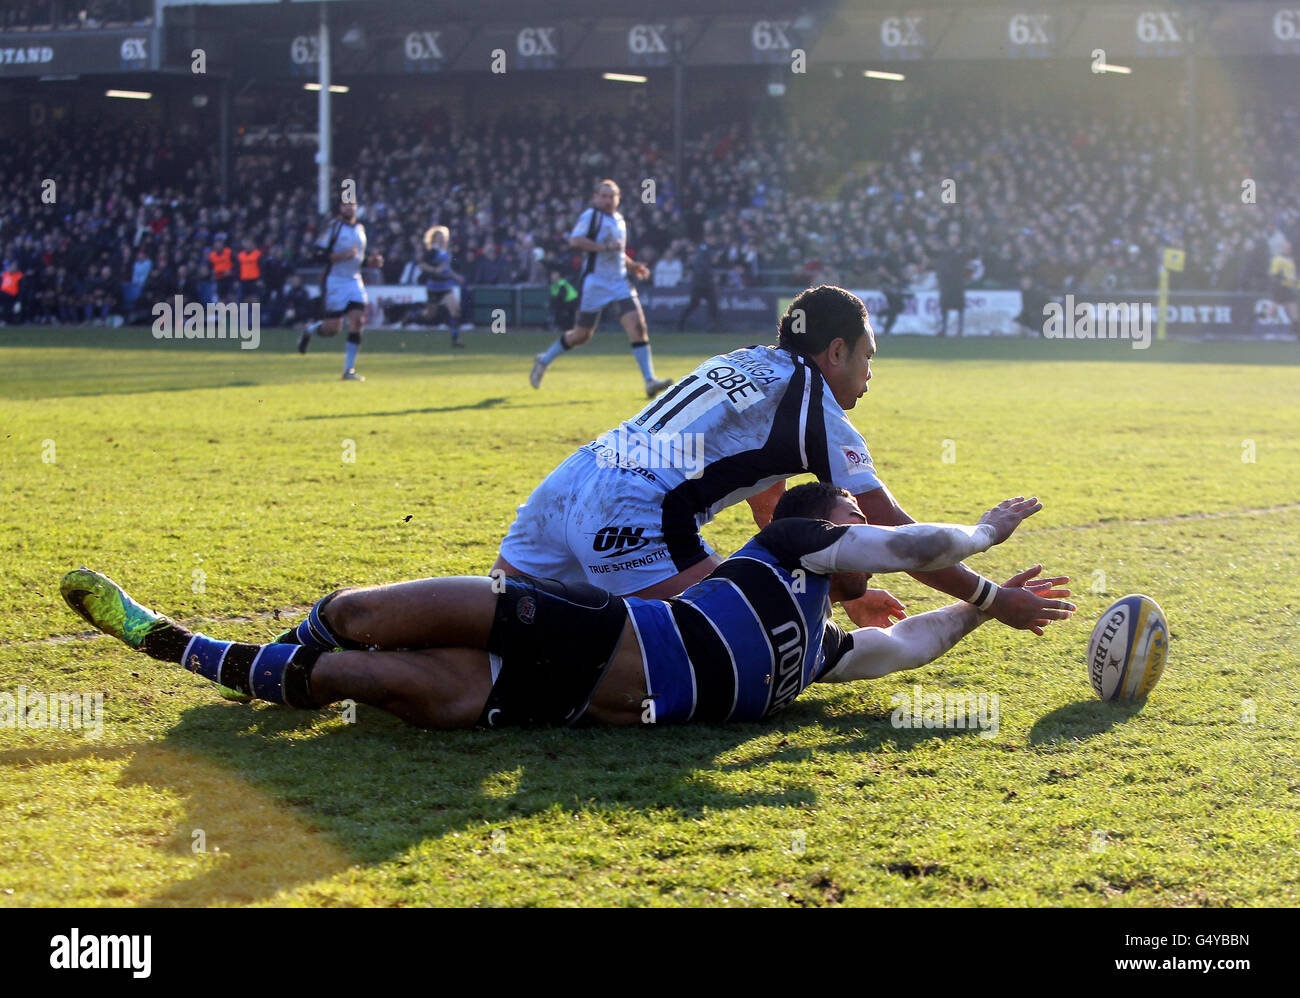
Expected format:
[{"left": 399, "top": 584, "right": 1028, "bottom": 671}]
[{"left": 1087, "top": 594, "right": 1169, "bottom": 701}]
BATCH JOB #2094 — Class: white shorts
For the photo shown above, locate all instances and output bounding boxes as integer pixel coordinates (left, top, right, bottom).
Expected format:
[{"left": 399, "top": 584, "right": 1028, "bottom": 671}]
[
  {"left": 577, "top": 279, "right": 637, "bottom": 318},
  {"left": 498, "top": 446, "right": 714, "bottom": 596},
  {"left": 324, "top": 276, "right": 367, "bottom": 315}
]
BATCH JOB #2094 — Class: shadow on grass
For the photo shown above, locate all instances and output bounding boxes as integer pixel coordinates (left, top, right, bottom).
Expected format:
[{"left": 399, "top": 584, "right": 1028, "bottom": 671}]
[
  {"left": 0, "top": 692, "right": 982, "bottom": 906},
  {"left": 1027, "top": 698, "right": 1149, "bottom": 745},
  {"left": 294, "top": 396, "right": 510, "bottom": 420}
]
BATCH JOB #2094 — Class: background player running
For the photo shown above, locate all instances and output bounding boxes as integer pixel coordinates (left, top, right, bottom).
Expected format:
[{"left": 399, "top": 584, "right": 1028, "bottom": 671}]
[
  {"left": 530, "top": 179, "right": 672, "bottom": 398},
  {"left": 60, "top": 489, "right": 1071, "bottom": 729},
  {"left": 297, "top": 198, "right": 384, "bottom": 381},
  {"left": 407, "top": 225, "right": 472, "bottom": 347}
]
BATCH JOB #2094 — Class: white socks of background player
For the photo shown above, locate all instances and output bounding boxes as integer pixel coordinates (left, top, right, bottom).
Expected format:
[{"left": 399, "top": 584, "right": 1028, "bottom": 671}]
[{"left": 631, "top": 341, "right": 656, "bottom": 382}]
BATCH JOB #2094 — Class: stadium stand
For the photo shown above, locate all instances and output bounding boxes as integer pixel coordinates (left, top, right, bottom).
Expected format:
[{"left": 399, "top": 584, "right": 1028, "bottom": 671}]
[{"left": 1, "top": 85, "right": 1297, "bottom": 329}]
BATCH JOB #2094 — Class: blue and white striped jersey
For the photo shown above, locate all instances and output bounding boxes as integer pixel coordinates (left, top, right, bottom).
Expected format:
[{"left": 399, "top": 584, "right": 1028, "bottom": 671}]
[{"left": 627, "top": 518, "right": 855, "bottom": 723}]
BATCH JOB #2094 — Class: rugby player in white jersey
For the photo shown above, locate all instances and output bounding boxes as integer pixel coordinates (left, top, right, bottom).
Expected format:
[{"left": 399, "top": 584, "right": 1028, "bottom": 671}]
[
  {"left": 498, "top": 284, "right": 1065, "bottom": 634},
  {"left": 297, "top": 198, "right": 383, "bottom": 381},
  {"left": 530, "top": 179, "right": 673, "bottom": 397}
]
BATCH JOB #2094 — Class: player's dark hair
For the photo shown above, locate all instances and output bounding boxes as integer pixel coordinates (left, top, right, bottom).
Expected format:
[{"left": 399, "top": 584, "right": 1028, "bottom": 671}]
[
  {"left": 778, "top": 285, "right": 870, "bottom": 357},
  {"left": 772, "top": 482, "right": 852, "bottom": 522}
]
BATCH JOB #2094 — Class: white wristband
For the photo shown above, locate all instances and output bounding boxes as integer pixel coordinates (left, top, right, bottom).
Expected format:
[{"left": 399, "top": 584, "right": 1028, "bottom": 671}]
[{"left": 968, "top": 576, "right": 1000, "bottom": 611}]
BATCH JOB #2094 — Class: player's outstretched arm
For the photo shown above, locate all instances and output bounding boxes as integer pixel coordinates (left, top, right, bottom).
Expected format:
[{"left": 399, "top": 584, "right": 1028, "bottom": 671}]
[
  {"left": 819, "top": 567, "right": 1074, "bottom": 683},
  {"left": 801, "top": 497, "right": 1041, "bottom": 576},
  {"left": 853, "top": 486, "right": 1068, "bottom": 632},
  {"left": 819, "top": 603, "right": 985, "bottom": 682}
]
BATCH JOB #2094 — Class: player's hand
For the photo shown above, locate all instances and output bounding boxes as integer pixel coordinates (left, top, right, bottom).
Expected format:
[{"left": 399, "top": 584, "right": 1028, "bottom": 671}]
[
  {"left": 349, "top": 246, "right": 361, "bottom": 259},
  {"left": 977, "top": 496, "right": 1042, "bottom": 545},
  {"left": 629, "top": 261, "right": 650, "bottom": 281},
  {"left": 988, "top": 565, "right": 1075, "bottom": 635},
  {"left": 841, "top": 589, "right": 907, "bottom": 628}
]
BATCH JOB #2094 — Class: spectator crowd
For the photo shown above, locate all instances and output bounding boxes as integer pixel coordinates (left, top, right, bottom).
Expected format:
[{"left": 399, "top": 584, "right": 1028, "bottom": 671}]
[
  {"left": 1, "top": 1, "right": 150, "bottom": 31},
  {"left": 1, "top": 91, "right": 1297, "bottom": 328}
]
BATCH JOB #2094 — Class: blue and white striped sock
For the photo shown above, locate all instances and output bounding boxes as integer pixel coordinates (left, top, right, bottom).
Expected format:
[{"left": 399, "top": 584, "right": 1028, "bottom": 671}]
[
  {"left": 289, "top": 592, "right": 348, "bottom": 651},
  {"left": 179, "top": 633, "right": 320, "bottom": 706}
]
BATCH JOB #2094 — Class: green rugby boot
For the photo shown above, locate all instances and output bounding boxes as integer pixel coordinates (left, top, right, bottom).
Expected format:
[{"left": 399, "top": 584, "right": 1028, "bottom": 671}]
[
  {"left": 60, "top": 569, "right": 252, "bottom": 703},
  {"left": 61, "top": 569, "right": 171, "bottom": 650}
]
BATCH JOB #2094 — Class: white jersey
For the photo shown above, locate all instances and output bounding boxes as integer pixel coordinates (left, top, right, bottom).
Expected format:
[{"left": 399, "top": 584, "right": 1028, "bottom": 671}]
[
  {"left": 587, "top": 344, "right": 882, "bottom": 529},
  {"left": 569, "top": 207, "right": 628, "bottom": 295},
  {"left": 317, "top": 219, "right": 367, "bottom": 284},
  {"left": 500, "top": 345, "right": 884, "bottom": 594}
]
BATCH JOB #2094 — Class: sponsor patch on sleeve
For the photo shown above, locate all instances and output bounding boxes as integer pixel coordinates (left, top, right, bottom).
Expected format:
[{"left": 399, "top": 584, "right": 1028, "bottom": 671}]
[{"left": 840, "top": 445, "right": 873, "bottom": 474}]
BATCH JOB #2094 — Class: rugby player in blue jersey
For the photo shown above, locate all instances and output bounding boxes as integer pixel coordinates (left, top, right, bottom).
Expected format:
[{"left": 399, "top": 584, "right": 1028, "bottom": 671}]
[
  {"left": 60, "top": 489, "right": 1072, "bottom": 729},
  {"left": 530, "top": 179, "right": 673, "bottom": 398}
]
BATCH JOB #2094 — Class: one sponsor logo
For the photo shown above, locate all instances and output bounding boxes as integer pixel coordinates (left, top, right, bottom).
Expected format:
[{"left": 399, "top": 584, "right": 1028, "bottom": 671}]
[
  {"left": 890, "top": 684, "right": 1000, "bottom": 739},
  {"left": 702, "top": 363, "right": 765, "bottom": 409},
  {"left": 593, "top": 525, "right": 650, "bottom": 558},
  {"left": 586, "top": 548, "right": 669, "bottom": 574},
  {"left": 766, "top": 619, "right": 805, "bottom": 715},
  {"left": 516, "top": 596, "right": 536, "bottom": 624},
  {"left": 1043, "top": 295, "right": 1153, "bottom": 349},
  {"left": 1090, "top": 607, "right": 1128, "bottom": 691},
  {"left": 49, "top": 929, "right": 151, "bottom": 978},
  {"left": 841, "top": 445, "right": 871, "bottom": 472},
  {"left": 120, "top": 37, "right": 148, "bottom": 65}
]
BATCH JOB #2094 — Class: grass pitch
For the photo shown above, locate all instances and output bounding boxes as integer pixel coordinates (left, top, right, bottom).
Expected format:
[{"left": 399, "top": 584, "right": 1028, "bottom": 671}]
[{"left": 1, "top": 326, "right": 1297, "bottom": 907}]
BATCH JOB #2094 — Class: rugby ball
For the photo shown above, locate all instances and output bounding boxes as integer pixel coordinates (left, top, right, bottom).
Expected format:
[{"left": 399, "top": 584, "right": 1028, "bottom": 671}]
[{"left": 1086, "top": 594, "right": 1169, "bottom": 701}]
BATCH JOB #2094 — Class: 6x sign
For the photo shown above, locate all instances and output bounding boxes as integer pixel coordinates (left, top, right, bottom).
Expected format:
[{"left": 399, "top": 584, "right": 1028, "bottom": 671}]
[
  {"left": 751, "top": 20, "right": 792, "bottom": 51},
  {"left": 881, "top": 16, "right": 924, "bottom": 47},
  {"left": 1008, "top": 14, "right": 1050, "bottom": 46},
  {"left": 517, "top": 27, "right": 558, "bottom": 57},
  {"left": 1136, "top": 11, "right": 1180, "bottom": 44},
  {"left": 120, "top": 37, "right": 148, "bottom": 61},
  {"left": 628, "top": 24, "right": 668, "bottom": 54},
  {"left": 405, "top": 31, "right": 444, "bottom": 61}
]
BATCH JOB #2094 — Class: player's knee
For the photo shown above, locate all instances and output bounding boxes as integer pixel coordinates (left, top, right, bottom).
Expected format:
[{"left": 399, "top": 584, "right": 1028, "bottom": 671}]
[{"left": 324, "top": 587, "right": 376, "bottom": 645}]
